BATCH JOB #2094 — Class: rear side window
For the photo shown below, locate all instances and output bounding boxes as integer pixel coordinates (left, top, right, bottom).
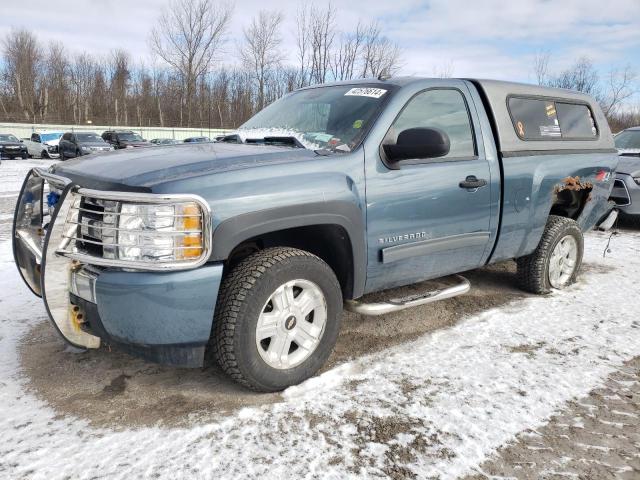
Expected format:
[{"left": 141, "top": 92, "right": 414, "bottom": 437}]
[
  {"left": 508, "top": 97, "right": 597, "bottom": 140},
  {"left": 555, "top": 103, "right": 597, "bottom": 138}
]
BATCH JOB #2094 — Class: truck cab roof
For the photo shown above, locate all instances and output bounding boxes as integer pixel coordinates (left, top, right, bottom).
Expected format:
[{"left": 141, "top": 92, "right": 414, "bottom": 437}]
[{"left": 308, "top": 77, "right": 614, "bottom": 156}]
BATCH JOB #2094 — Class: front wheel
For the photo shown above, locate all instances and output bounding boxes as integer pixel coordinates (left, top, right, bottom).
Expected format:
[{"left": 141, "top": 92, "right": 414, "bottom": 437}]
[
  {"left": 212, "top": 247, "right": 343, "bottom": 392},
  {"left": 516, "top": 215, "right": 584, "bottom": 294}
]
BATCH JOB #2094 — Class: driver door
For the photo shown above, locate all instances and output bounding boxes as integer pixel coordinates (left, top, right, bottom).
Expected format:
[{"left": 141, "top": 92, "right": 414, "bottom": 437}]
[{"left": 364, "top": 84, "right": 494, "bottom": 292}]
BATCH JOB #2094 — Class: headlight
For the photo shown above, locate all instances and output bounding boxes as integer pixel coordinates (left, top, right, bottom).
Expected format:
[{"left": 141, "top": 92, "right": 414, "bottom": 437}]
[
  {"left": 81, "top": 146, "right": 91, "bottom": 152},
  {"left": 61, "top": 189, "right": 211, "bottom": 271},
  {"left": 116, "top": 202, "right": 204, "bottom": 262},
  {"left": 634, "top": 177, "right": 640, "bottom": 186},
  {"left": 125, "top": 145, "right": 134, "bottom": 149}
]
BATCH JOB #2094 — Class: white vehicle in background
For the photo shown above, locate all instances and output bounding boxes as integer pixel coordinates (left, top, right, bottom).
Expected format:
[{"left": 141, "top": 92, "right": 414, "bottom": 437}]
[{"left": 22, "top": 131, "right": 62, "bottom": 159}]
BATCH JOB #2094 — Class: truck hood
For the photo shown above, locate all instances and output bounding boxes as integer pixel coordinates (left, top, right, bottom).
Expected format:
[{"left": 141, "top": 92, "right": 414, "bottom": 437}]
[
  {"left": 616, "top": 152, "right": 640, "bottom": 175},
  {"left": 51, "top": 142, "right": 322, "bottom": 189}
]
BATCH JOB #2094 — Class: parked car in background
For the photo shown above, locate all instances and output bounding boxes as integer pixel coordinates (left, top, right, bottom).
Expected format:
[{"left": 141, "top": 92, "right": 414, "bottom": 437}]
[
  {"left": 150, "top": 138, "right": 181, "bottom": 145},
  {"left": 101, "top": 130, "right": 150, "bottom": 149},
  {"left": 183, "top": 136, "right": 210, "bottom": 143},
  {"left": 22, "top": 131, "right": 62, "bottom": 158},
  {"left": 59, "top": 132, "right": 113, "bottom": 161},
  {"left": 611, "top": 127, "right": 640, "bottom": 220},
  {"left": 0, "top": 133, "right": 28, "bottom": 159}
]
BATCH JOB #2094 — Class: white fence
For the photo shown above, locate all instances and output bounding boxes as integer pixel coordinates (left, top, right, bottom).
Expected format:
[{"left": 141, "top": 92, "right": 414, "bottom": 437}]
[{"left": 0, "top": 122, "right": 231, "bottom": 142}]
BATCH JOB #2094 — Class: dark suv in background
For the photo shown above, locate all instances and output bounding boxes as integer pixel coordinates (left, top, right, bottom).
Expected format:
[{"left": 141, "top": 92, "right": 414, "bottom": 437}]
[
  {"left": 101, "top": 130, "right": 151, "bottom": 149},
  {"left": 0, "top": 133, "right": 28, "bottom": 159},
  {"left": 59, "top": 132, "right": 112, "bottom": 160}
]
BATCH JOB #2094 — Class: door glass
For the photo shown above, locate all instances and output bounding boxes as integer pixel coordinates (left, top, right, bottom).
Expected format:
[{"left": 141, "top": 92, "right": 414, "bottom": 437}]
[{"left": 388, "top": 89, "right": 475, "bottom": 158}]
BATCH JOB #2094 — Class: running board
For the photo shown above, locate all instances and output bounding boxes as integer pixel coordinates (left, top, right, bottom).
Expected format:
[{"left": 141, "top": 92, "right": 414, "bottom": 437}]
[{"left": 344, "top": 275, "right": 470, "bottom": 316}]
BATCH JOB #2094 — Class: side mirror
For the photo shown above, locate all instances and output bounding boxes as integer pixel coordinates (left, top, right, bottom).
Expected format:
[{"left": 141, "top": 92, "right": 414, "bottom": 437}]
[{"left": 383, "top": 127, "right": 450, "bottom": 162}]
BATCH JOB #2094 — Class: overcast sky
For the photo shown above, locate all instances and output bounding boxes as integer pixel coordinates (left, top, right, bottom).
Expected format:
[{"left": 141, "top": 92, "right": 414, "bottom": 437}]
[{"left": 1, "top": 0, "right": 639, "bottom": 84}]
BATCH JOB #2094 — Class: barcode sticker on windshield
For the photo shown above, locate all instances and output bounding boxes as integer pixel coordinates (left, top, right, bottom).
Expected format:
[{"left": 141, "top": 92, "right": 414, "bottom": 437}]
[{"left": 344, "top": 88, "right": 387, "bottom": 98}]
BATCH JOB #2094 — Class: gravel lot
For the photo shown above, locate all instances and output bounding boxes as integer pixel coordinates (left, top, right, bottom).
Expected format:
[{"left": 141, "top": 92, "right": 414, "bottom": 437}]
[{"left": 0, "top": 159, "right": 638, "bottom": 479}]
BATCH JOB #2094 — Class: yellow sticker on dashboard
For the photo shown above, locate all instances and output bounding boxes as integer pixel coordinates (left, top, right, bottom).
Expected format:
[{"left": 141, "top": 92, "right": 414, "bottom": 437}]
[{"left": 353, "top": 120, "right": 363, "bottom": 129}]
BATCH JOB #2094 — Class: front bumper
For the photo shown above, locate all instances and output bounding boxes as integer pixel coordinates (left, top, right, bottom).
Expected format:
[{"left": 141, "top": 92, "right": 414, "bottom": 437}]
[
  {"left": 611, "top": 173, "right": 640, "bottom": 216},
  {"left": 0, "top": 146, "right": 28, "bottom": 158},
  {"left": 13, "top": 168, "right": 222, "bottom": 367}
]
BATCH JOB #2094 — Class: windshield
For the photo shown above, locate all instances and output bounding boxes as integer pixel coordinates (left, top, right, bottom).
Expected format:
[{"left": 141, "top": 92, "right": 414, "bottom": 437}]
[
  {"left": 76, "top": 133, "right": 104, "bottom": 143},
  {"left": 119, "top": 132, "right": 143, "bottom": 141},
  {"left": 238, "top": 85, "right": 394, "bottom": 152},
  {"left": 0, "top": 134, "right": 19, "bottom": 142},
  {"left": 40, "top": 133, "right": 62, "bottom": 143},
  {"left": 615, "top": 130, "right": 640, "bottom": 149}
]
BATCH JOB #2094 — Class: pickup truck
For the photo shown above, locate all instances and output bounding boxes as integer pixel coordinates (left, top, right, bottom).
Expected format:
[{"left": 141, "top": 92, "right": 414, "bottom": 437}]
[
  {"left": 22, "top": 131, "right": 62, "bottom": 159},
  {"left": 13, "top": 78, "right": 618, "bottom": 392}
]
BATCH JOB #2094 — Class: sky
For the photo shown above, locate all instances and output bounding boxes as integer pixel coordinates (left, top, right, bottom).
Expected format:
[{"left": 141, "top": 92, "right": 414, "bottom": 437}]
[{"left": 1, "top": 0, "right": 639, "bottom": 85}]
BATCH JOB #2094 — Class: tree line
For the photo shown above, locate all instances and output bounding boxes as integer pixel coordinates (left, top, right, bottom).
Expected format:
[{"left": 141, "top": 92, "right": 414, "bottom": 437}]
[
  {"left": 1, "top": 0, "right": 638, "bottom": 132},
  {"left": 0, "top": 0, "right": 402, "bottom": 129}
]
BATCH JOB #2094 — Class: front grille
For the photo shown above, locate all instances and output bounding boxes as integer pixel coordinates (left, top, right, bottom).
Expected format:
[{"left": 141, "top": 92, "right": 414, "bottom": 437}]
[
  {"left": 72, "top": 196, "right": 118, "bottom": 259},
  {"left": 611, "top": 179, "right": 631, "bottom": 207}
]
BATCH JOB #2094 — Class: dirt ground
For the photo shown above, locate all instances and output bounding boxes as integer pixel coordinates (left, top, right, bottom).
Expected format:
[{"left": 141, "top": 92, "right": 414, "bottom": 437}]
[{"left": 20, "top": 260, "right": 527, "bottom": 429}]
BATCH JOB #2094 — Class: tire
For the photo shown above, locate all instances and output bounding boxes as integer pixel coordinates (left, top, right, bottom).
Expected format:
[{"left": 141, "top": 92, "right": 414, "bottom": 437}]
[
  {"left": 21, "top": 153, "right": 28, "bottom": 159},
  {"left": 41, "top": 150, "right": 49, "bottom": 159},
  {"left": 59, "top": 151, "right": 65, "bottom": 161},
  {"left": 212, "top": 247, "right": 343, "bottom": 392},
  {"left": 516, "top": 215, "right": 584, "bottom": 294}
]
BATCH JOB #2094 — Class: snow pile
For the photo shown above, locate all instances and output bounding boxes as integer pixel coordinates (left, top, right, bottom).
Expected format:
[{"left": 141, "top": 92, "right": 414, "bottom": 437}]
[{"left": 0, "top": 159, "right": 639, "bottom": 478}]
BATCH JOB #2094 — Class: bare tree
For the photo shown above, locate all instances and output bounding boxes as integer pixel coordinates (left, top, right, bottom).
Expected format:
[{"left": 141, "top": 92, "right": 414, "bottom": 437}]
[
  {"left": 360, "top": 21, "right": 402, "bottom": 78},
  {"left": 331, "top": 23, "right": 365, "bottom": 81},
  {"left": 600, "top": 66, "right": 636, "bottom": 117},
  {"left": 532, "top": 51, "right": 550, "bottom": 85},
  {"left": 432, "top": 61, "right": 454, "bottom": 79},
  {"left": 43, "top": 42, "right": 69, "bottom": 122},
  {"left": 307, "top": 3, "right": 336, "bottom": 84},
  {"left": 107, "top": 49, "right": 131, "bottom": 125},
  {"left": 548, "top": 56, "right": 600, "bottom": 96},
  {"left": 150, "top": 0, "right": 232, "bottom": 125},
  {"left": 2, "top": 29, "right": 43, "bottom": 121},
  {"left": 295, "top": 5, "right": 310, "bottom": 87},
  {"left": 240, "top": 10, "right": 284, "bottom": 110}
]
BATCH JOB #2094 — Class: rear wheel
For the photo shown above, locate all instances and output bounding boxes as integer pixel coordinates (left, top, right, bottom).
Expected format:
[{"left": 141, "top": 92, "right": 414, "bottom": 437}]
[
  {"left": 212, "top": 247, "right": 343, "bottom": 392},
  {"left": 516, "top": 215, "right": 584, "bottom": 294}
]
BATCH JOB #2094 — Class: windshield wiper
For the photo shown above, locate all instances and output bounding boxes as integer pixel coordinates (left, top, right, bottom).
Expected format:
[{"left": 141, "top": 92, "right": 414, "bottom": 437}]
[{"left": 219, "top": 134, "right": 305, "bottom": 149}]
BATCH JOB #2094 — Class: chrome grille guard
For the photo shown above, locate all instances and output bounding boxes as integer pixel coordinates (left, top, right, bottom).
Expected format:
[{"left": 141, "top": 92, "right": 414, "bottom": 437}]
[{"left": 12, "top": 167, "right": 212, "bottom": 349}]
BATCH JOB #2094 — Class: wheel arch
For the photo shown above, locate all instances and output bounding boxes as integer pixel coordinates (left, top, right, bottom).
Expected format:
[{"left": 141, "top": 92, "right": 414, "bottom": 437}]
[{"left": 209, "top": 201, "right": 366, "bottom": 299}]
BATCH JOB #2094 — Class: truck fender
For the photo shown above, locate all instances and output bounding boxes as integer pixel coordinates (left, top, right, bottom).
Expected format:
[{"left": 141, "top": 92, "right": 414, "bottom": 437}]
[{"left": 209, "top": 200, "right": 367, "bottom": 298}]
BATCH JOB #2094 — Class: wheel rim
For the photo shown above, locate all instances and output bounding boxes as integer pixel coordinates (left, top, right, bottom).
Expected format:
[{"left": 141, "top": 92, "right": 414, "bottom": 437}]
[
  {"left": 548, "top": 234, "right": 578, "bottom": 288},
  {"left": 255, "top": 279, "right": 327, "bottom": 370}
]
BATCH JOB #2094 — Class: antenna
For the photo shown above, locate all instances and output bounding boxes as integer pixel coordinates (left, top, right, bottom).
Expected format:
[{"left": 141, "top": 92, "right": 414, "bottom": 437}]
[{"left": 377, "top": 70, "right": 391, "bottom": 81}]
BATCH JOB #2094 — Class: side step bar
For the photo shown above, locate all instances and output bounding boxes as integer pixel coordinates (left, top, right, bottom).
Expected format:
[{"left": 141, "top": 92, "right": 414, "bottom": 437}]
[{"left": 344, "top": 275, "right": 470, "bottom": 316}]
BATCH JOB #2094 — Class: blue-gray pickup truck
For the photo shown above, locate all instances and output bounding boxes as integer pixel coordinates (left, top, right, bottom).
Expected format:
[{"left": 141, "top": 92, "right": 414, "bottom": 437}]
[{"left": 13, "top": 78, "right": 619, "bottom": 391}]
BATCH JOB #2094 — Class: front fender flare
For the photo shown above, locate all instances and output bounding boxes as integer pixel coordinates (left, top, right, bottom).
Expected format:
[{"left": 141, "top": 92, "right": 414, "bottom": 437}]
[{"left": 209, "top": 200, "right": 366, "bottom": 298}]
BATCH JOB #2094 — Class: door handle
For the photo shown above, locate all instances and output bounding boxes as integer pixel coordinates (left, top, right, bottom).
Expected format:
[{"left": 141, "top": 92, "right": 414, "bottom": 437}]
[{"left": 459, "top": 176, "right": 488, "bottom": 190}]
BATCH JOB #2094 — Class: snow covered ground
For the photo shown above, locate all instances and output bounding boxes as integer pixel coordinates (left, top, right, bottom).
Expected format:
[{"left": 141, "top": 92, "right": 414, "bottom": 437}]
[{"left": 0, "top": 159, "right": 638, "bottom": 479}]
